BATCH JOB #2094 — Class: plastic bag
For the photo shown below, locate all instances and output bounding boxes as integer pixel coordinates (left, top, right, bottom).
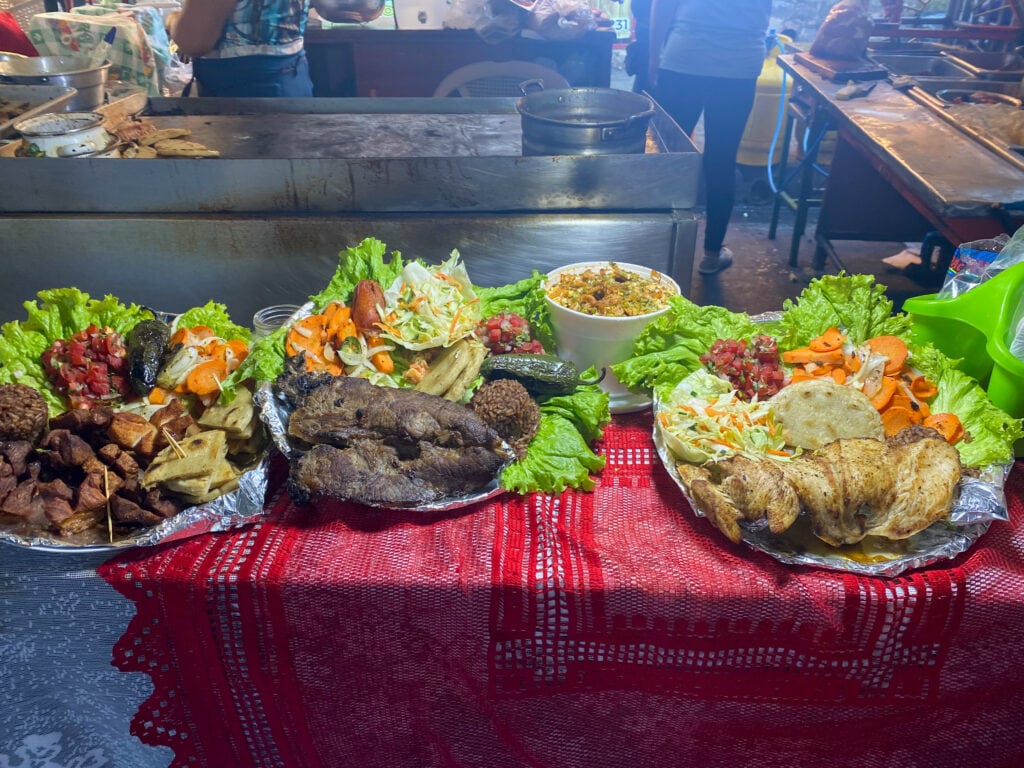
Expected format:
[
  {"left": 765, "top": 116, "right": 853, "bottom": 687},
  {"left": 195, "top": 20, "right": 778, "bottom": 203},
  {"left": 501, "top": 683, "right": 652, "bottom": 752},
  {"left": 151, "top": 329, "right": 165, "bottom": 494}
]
[
  {"left": 939, "top": 228, "right": 1024, "bottom": 299},
  {"left": 809, "top": 0, "right": 873, "bottom": 60},
  {"left": 445, "top": 0, "right": 526, "bottom": 43},
  {"left": 444, "top": 0, "right": 493, "bottom": 29},
  {"left": 525, "top": 0, "right": 597, "bottom": 40}
]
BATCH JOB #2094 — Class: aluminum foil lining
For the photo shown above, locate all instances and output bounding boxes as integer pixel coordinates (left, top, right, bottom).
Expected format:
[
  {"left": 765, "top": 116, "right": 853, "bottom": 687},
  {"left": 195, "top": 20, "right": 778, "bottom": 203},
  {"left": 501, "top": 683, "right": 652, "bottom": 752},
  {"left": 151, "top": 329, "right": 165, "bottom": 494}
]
[
  {"left": 0, "top": 454, "right": 271, "bottom": 554},
  {"left": 652, "top": 402, "right": 1009, "bottom": 578}
]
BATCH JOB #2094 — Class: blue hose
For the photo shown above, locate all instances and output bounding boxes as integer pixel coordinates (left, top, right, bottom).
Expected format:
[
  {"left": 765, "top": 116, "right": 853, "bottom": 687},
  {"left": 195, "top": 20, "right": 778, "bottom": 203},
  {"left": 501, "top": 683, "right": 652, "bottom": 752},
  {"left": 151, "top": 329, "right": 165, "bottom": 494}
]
[{"left": 766, "top": 67, "right": 788, "bottom": 195}]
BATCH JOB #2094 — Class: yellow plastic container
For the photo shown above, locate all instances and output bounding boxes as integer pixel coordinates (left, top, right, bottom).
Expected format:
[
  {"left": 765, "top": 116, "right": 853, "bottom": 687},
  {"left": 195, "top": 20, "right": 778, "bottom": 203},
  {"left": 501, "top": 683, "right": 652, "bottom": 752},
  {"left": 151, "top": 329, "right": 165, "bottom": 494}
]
[
  {"left": 737, "top": 34, "right": 791, "bottom": 167},
  {"left": 903, "top": 261, "right": 1024, "bottom": 455}
]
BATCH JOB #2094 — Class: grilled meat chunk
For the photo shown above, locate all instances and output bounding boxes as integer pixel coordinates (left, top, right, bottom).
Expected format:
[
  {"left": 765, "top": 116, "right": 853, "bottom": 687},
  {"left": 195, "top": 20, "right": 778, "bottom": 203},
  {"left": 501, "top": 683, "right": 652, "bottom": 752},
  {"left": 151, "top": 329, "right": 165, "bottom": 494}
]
[
  {"left": 283, "top": 376, "right": 512, "bottom": 507},
  {"left": 288, "top": 376, "right": 502, "bottom": 450},
  {"left": 291, "top": 439, "right": 508, "bottom": 507}
]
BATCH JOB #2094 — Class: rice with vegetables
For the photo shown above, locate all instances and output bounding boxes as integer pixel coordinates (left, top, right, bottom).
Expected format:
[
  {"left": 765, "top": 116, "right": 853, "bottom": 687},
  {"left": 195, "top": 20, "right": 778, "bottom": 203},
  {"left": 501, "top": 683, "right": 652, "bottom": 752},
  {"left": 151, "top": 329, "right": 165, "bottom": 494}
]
[{"left": 546, "top": 263, "right": 675, "bottom": 317}]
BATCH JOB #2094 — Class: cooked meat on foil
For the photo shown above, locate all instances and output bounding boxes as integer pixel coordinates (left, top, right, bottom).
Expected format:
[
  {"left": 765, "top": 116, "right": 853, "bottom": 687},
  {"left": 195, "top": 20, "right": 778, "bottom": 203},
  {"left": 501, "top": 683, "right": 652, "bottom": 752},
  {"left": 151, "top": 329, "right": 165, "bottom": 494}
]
[
  {"left": 677, "top": 427, "right": 963, "bottom": 547},
  {"left": 282, "top": 375, "right": 512, "bottom": 507}
]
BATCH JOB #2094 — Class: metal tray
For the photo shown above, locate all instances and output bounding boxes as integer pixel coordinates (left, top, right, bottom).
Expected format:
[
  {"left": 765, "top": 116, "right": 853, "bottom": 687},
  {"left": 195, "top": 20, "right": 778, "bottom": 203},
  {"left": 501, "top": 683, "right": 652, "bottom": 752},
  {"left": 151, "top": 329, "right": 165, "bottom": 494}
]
[
  {"left": 943, "top": 50, "right": 1024, "bottom": 81},
  {"left": 906, "top": 82, "right": 1024, "bottom": 174},
  {"left": 0, "top": 83, "right": 77, "bottom": 138},
  {"left": 870, "top": 53, "right": 976, "bottom": 80}
]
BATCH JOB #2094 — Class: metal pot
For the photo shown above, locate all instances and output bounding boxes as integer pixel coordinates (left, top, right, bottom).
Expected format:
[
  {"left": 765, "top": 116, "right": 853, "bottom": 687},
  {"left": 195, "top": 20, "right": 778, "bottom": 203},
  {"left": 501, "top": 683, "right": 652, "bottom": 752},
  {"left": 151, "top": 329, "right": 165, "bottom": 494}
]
[
  {"left": 516, "top": 87, "right": 656, "bottom": 156},
  {"left": 0, "top": 56, "right": 110, "bottom": 111},
  {"left": 312, "top": 0, "right": 385, "bottom": 23},
  {"left": 14, "top": 111, "right": 116, "bottom": 158}
]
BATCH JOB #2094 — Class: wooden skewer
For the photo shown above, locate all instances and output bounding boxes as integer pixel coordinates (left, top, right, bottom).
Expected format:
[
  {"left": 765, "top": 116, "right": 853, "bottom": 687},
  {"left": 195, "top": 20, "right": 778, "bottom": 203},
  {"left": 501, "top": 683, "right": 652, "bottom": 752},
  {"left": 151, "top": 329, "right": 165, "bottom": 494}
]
[
  {"left": 163, "top": 427, "right": 187, "bottom": 459},
  {"left": 104, "top": 467, "right": 114, "bottom": 544}
]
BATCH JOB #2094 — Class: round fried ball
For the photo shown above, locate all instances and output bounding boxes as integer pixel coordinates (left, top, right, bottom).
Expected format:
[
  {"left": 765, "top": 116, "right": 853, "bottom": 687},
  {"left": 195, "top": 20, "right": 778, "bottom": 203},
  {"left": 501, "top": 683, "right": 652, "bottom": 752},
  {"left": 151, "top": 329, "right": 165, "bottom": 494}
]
[
  {"left": 470, "top": 378, "right": 541, "bottom": 460},
  {"left": 0, "top": 383, "right": 49, "bottom": 444}
]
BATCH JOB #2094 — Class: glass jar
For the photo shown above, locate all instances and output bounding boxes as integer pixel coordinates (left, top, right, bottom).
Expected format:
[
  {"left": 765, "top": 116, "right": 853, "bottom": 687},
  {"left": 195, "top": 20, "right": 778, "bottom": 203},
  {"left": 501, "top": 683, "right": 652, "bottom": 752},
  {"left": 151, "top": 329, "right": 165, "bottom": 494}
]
[{"left": 252, "top": 304, "right": 301, "bottom": 339}]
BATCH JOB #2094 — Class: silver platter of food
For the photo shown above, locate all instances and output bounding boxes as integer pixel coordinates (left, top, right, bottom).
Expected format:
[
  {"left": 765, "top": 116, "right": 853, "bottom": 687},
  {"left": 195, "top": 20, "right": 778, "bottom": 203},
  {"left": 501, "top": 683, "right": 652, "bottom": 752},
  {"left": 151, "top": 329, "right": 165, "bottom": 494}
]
[
  {"left": 0, "top": 296, "right": 273, "bottom": 553},
  {"left": 257, "top": 378, "right": 508, "bottom": 513},
  {"left": 653, "top": 414, "right": 1007, "bottom": 577},
  {"left": 648, "top": 310, "right": 1011, "bottom": 578},
  {"left": 0, "top": 455, "right": 270, "bottom": 553}
]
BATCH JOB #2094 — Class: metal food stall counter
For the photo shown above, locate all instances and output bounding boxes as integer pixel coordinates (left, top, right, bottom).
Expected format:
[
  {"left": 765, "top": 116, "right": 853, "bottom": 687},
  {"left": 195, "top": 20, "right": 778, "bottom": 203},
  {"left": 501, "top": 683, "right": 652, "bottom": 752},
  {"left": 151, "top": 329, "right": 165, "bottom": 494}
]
[{"left": 1, "top": 96, "right": 700, "bottom": 322}]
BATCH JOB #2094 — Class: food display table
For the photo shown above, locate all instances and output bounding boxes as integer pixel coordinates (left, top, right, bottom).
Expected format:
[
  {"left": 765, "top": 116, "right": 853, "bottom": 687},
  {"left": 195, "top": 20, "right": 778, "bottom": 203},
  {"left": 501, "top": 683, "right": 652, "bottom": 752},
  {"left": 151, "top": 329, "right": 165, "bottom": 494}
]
[
  {"left": 3, "top": 413, "right": 1024, "bottom": 768},
  {"left": 776, "top": 55, "right": 1024, "bottom": 271}
]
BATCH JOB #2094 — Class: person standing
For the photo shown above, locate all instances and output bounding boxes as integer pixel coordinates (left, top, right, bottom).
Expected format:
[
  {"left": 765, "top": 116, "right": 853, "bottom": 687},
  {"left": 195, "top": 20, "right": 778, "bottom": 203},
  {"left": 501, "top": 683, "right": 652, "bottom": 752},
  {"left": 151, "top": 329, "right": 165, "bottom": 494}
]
[
  {"left": 170, "top": 0, "right": 314, "bottom": 98},
  {"left": 649, "top": 0, "right": 772, "bottom": 275}
]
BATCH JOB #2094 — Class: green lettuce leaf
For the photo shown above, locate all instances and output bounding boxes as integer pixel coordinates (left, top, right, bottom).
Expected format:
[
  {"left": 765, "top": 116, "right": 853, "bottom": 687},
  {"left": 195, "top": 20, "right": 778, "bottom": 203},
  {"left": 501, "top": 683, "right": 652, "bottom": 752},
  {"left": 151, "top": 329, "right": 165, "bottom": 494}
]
[
  {"left": 308, "top": 237, "right": 406, "bottom": 310},
  {"left": 776, "top": 273, "right": 913, "bottom": 348},
  {"left": 501, "top": 413, "right": 607, "bottom": 494},
  {"left": 912, "top": 343, "right": 1024, "bottom": 467},
  {"left": 175, "top": 301, "right": 251, "bottom": 342},
  {"left": 499, "top": 384, "right": 610, "bottom": 493}
]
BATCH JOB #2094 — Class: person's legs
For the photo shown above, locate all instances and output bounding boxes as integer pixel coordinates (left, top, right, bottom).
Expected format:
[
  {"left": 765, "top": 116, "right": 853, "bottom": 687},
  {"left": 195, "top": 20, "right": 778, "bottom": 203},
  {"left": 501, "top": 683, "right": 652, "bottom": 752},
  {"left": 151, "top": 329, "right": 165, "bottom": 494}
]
[
  {"left": 698, "top": 75, "right": 758, "bottom": 259},
  {"left": 652, "top": 70, "right": 707, "bottom": 137}
]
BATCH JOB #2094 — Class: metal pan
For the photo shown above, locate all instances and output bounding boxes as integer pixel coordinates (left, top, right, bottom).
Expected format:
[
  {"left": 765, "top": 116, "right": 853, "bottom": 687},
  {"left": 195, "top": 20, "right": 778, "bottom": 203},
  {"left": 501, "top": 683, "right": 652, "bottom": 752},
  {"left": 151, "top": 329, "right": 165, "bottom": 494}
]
[{"left": 0, "top": 82, "right": 78, "bottom": 138}]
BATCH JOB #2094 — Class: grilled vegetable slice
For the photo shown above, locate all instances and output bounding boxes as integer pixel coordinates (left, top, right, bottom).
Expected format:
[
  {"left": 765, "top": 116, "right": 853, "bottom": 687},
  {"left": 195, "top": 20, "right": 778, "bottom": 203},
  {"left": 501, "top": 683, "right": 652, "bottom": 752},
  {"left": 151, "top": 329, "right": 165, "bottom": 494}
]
[{"left": 479, "top": 353, "right": 602, "bottom": 396}]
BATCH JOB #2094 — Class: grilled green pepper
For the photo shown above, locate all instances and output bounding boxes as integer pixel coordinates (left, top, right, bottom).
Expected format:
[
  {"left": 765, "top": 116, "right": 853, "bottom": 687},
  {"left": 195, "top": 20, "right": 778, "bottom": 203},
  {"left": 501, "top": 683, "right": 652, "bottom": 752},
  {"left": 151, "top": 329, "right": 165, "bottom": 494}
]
[
  {"left": 126, "top": 319, "right": 171, "bottom": 396},
  {"left": 479, "top": 353, "right": 603, "bottom": 397}
]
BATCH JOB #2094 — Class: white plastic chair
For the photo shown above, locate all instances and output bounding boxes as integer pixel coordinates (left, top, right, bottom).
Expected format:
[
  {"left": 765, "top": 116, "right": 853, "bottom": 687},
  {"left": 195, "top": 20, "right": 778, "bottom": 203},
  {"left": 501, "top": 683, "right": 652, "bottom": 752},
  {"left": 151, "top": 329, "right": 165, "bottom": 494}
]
[{"left": 433, "top": 60, "right": 569, "bottom": 97}]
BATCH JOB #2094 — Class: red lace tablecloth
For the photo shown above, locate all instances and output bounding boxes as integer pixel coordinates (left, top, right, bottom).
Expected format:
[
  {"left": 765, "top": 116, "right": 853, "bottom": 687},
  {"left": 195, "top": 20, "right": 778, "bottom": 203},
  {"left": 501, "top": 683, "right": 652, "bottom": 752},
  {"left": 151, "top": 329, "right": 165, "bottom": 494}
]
[{"left": 99, "top": 414, "right": 1024, "bottom": 768}]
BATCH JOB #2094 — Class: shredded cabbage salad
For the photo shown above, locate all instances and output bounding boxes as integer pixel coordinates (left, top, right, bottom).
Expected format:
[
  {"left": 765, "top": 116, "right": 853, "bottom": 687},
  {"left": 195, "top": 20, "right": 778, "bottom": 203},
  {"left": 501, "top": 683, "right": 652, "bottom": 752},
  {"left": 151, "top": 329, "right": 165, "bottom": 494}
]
[
  {"left": 379, "top": 252, "right": 480, "bottom": 351},
  {"left": 658, "top": 370, "right": 790, "bottom": 464}
]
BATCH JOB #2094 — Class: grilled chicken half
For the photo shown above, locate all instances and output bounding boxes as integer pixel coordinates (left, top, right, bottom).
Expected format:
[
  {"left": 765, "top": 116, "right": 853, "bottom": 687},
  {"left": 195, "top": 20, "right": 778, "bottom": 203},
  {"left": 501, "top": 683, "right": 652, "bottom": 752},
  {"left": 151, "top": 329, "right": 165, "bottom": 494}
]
[{"left": 677, "top": 427, "right": 962, "bottom": 546}]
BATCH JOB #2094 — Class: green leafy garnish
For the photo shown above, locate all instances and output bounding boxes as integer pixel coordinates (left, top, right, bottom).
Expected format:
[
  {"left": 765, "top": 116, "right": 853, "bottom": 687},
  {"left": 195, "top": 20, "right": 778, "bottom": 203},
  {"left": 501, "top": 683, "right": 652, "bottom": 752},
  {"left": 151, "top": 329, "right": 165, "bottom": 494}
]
[
  {"left": 776, "top": 272, "right": 912, "bottom": 348},
  {"left": 499, "top": 385, "right": 610, "bottom": 494},
  {"left": 176, "top": 300, "right": 251, "bottom": 342},
  {"left": 0, "top": 288, "right": 153, "bottom": 415}
]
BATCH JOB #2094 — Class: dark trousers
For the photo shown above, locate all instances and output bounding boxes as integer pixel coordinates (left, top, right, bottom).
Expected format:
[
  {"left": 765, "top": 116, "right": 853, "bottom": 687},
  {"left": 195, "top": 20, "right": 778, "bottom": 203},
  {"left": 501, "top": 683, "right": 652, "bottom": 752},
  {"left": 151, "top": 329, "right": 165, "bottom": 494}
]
[
  {"left": 654, "top": 71, "right": 757, "bottom": 253},
  {"left": 193, "top": 50, "right": 313, "bottom": 98}
]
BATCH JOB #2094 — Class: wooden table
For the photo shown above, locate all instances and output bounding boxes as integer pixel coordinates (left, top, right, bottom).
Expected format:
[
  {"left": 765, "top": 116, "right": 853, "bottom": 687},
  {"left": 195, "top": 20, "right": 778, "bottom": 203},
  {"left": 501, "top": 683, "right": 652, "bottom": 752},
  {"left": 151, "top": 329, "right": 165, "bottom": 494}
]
[{"left": 776, "top": 54, "right": 1024, "bottom": 273}]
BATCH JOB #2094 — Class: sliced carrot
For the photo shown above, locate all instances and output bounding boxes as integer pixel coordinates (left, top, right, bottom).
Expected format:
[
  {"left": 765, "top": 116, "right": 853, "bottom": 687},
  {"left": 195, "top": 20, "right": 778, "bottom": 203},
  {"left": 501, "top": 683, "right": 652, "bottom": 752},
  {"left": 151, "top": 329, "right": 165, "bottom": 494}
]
[
  {"left": 867, "top": 335, "right": 909, "bottom": 376},
  {"left": 148, "top": 386, "right": 171, "bottom": 405},
  {"left": 185, "top": 359, "right": 229, "bottom": 397},
  {"left": 924, "top": 412, "right": 965, "bottom": 444},
  {"left": 830, "top": 368, "right": 847, "bottom": 385},
  {"left": 909, "top": 375, "right": 938, "bottom": 400},
  {"left": 881, "top": 406, "right": 919, "bottom": 437},
  {"left": 781, "top": 347, "right": 845, "bottom": 365},
  {"left": 286, "top": 315, "right": 326, "bottom": 358},
  {"left": 365, "top": 334, "right": 395, "bottom": 374},
  {"left": 808, "top": 326, "right": 845, "bottom": 352},
  {"left": 844, "top": 354, "right": 861, "bottom": 373},
  {"left": 869, "top": 376, "right": 898, "bottom": 410},
  {"left": 789, "top": 368, "right": 814, "bottom": 383},
  {"left": 326, "top": 305, "right": 354, "bottom": 342}
]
